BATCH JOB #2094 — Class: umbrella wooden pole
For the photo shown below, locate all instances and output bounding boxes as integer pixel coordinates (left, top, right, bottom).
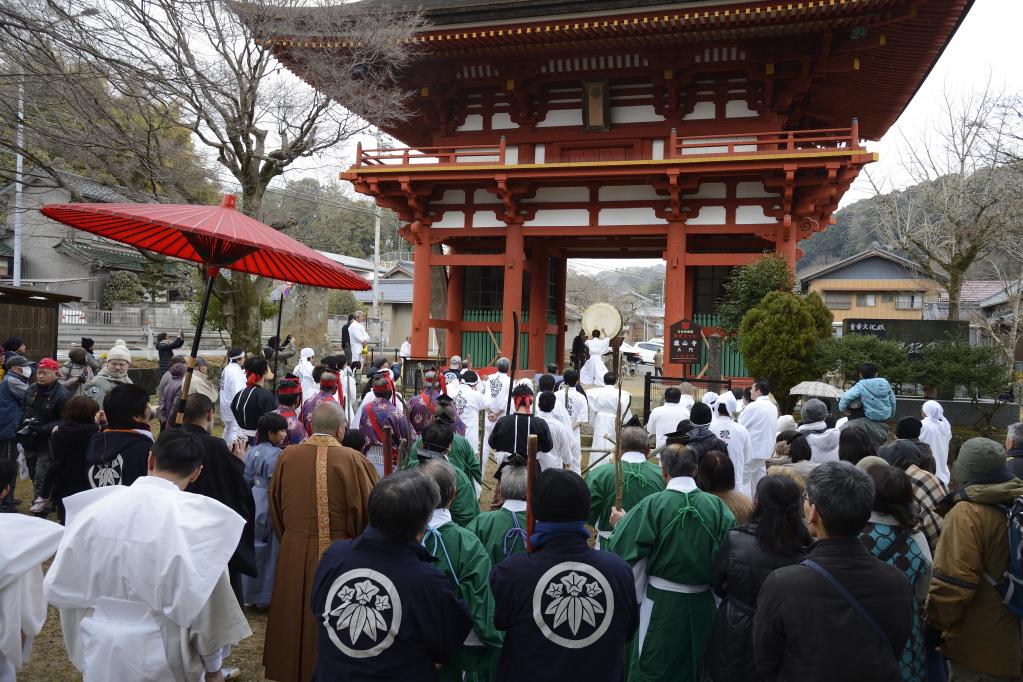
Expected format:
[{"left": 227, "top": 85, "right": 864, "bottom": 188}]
[
  {"left": 271, "top": 294, "right": 284, "bottom": 397},
  {"left": 383, "top": 425, "right": 393, "bottom": 476},
  {"left": 526, "top": 433, "right": 538, "bottom": 552},
  {"left": 176, "top": 268, "right": 218, "bottom": 426}
]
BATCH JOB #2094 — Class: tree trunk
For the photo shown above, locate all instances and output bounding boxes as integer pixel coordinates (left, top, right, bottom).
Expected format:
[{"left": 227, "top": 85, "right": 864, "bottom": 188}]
[
  {"left": 226, "top": 274, "right": 264, "bottom": 352},
  {"left": 946, "top": 273, "right": 962, "bottom": 321},
  {"left": 280, "top": 286, "right": 332, "bottom": 359}
]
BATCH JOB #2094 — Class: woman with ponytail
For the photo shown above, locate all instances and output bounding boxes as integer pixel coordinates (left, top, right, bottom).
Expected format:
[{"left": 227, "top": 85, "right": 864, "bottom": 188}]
[{"left": 703, "top": 475, "right": 811, "bottom": 681}]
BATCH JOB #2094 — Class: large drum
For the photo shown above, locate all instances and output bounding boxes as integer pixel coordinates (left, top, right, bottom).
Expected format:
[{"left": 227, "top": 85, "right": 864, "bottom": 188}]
[{"left": 582, "top": 302, "right": 623, "bottom": 339}]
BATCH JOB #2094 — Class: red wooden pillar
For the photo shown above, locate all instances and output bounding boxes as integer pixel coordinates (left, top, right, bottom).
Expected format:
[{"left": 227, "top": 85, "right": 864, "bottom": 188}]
[
  {"left": 411, "top": 226, "right": 432, "bottom": 356},
  {"left": 527, "top": 244, "right": 548, "bottom": 372},
  {"left": 663, "top": 222, "right": 687, "bottom": 376},
  {"left": 445, "top": 245, "right": 464, "bottom": 359},
  {"left": 501, "top": 222, "right": 524, "bottom": 364},
  {"left": 776, "top": 219, "right": 798, "bottom": 270},
  {"left": 554, "top": 255, "right": 568, "bottom": 371}
]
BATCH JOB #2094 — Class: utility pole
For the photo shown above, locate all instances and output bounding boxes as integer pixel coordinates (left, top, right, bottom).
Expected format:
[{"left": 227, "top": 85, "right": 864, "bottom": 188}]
[
  {"left": 13, "top": 73, "right": 23, "bottom": 286},
  {"left": 372, "top": 129, "right": 384, "bottom": 343}
]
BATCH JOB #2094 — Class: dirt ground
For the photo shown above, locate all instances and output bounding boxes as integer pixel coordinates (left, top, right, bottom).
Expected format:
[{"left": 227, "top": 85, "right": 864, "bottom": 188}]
[{"left": 14, "top": 376, "right": 651, "bottom": 681}]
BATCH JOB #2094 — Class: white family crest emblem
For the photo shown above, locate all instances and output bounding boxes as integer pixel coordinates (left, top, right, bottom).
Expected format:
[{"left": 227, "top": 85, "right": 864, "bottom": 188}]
[
  {"left": 532, "top": 561, "right": 615, "bottom": 649},
  {"left": 453, "top": 391, "right": 468, "bottom": 416},
  {"left": 322, "top": 569, "right": 402, "bottom": 659},
  {"left": 88, "top": 455, "right": 123, "bottom": 488}
]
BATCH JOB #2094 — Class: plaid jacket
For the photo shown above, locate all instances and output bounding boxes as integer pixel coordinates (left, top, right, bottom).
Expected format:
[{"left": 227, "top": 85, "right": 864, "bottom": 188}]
[{"left": 906, "top": 464, "right": 949, "bottom": 551}]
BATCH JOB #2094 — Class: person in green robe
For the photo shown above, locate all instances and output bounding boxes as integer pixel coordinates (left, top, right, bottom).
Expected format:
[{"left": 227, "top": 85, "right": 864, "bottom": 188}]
[
  {"left": 420, "top": 459, "right": 503, "bottom": 682},
  {"left": 466, "top": 464, "right": 528, "bottom": 565},
  {"left": 406, "top": 430, "right": 482, "bottom": 493},
  {"left": 413, "top": 419, "right": 480, "bottom": 527},
  {"left": 586, "top": 426, "right": 665, "bottom": 548},
  {"left": 608, "top": 443, "right": 736, "bottom": 682}
]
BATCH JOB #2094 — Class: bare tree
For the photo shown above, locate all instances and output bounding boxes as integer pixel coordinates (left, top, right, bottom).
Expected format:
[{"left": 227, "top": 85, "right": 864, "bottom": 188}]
[
  {"left": 972, "top": 244, "right": 1023, "bottom": 370},
  {"left": 0, "top": 0, "right": 424, "bottom": 349},
  {"left": 869, "top": 84, "right": 1023, "bottom": 320}
]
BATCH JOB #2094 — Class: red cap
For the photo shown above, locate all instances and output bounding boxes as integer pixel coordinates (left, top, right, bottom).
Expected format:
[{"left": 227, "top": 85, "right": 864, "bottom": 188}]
[{"left": 38, "top": 358, "right": 60, "bottom": 371}]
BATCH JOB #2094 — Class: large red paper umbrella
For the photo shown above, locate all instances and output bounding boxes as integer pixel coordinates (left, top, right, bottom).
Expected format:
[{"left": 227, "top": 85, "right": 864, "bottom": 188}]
[{"left": 42, "top": 195, "right": 371, "bottom": 421}]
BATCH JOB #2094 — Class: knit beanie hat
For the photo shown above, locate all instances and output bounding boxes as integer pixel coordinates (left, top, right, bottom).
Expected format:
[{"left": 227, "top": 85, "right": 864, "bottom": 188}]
[
  {"left": 878, "top": 440, "right": 922, "bottom": 469},
  {"left": 169, "top": 363, "right": 186, "bottom": 379},
  {"left": 3, "top": 336, "right": 22, "bottom": 352},
  {"left": 896, "top": 417, "right": 923, "bottom": 440},
  {"left": 690, "top": 402, "right": 712, "bottom": 426},
  {"left": 532, "top": 469, "right": 590, "bottom": 522},
  {"left": 856, "top": 455, "right": 890, "bottom": 474},
  {"left": 801, "top": 398, "right": 828, "bottom": 424},
  {"left": 777, "top": 414, "right": 798, "bottom": 433},
  {"left": 953, "top": 437, "right": 1009, "bottom": 485},
  {"left": 68, "top": 347, "right": 87, "bottom": 364},
  {"left": 81, "top": 337, "right": 94, "bottom": 351},
  {"left": 107, "top": 340, "right": 131, "bottom": 363}
]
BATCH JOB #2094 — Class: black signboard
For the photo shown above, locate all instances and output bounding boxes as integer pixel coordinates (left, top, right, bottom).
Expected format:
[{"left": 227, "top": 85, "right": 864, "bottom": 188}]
[
  {"left": 842, "top": 318, "right": 969, "bottom": 355},
  {"left": 669, "top": 319, "right": 702, "bottom": 364}
]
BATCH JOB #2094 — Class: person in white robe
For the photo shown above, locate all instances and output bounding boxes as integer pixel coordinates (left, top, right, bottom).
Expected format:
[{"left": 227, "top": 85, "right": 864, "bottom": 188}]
[
  {"left": 482, "top": 358, "right": 512, "bottom": 464},
  {"left": 580, "top": 331, "right": 611, "bottom": 385},
  {"left": 919, "top": 400, "right": 952, "bottom": 484},
  {"left": 558, "top": 370, "right": 589, "bottom": 473},
  {"left": 738, "top": 379, "right": 779, "bottom": 495},
  {"left": 399, "top": 336, "right": 412, "bottom": 361},
  {"left": 708, "top": 392, "right": 753, "bottom": 495},
  {"left": 293, "top": 347, "right": 316, "bottom": 402},
  {"left": 44, "top": 429, "right": 251, "bottom": 682},
  {"left": 219, "top": 348, "right": 247, "bottom": 446},
  {"left": 338, "top": 364, "right": 359, "bottom": 425},
  {"left": 535, "top": 392, "right": 574, "bottom": 470},
  {"left": 646, "top": 387, "right": 691, "bottom": 450},
  {"left": 588, "top": 372, "right": 633, "bottom": 467},
  {"left": 348, "top": 311, "right": 371, "bottom": 363},
  {"left": 450, "top": 371, "right": 490, "bottom": 468},
  {"left": 0, "top": 466, "right": 64, "bottom": 682}
]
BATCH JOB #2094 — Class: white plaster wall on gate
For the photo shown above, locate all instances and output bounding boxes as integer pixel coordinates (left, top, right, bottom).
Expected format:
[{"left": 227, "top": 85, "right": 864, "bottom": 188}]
[
  {"left": 736, "top": 182, "right": 779, "bottom": 198},
  {"left": 686, "top": 206, "right": 727, "bottom": 225},
  {"left": 735, "top": 205, "right": 778, "bottom": 224},
  {"left": 522, "top": 209, "right": 589, "bottom": 227},
  {"left": 473, "top": 189, "right": 502, "bottom": 204},
  {"left": 611, "top": 105, "right": 664, "bottom": 124},
  {"left": 683, "top": 101, "right": 715, "bottom": 120},
  {"left": 598, "top": 185, "right": 663, "bottom": 202},
  {"left": 491, "top": 113, "right": 519, "bottom": 130},
  {"left": 725, "top": 100, "right": 758, "bottom": 118},
  {"left": 598, "top": 208, "right": 666, "bottom": 225},
  {"left": 456, "top": 114, "right": 484, "bottom": 132},
  {"left": 432, "top": 210, "right": 465, "bottom": 228},
  {"left": 435, "top": 190, "right": 466, "bottom": 205},
  {"left": 522, "top": 187, "right": 589, "bottom": 204},
  {"left": 471, "top": 211, "right": 505, "bottom": 228},
  {"left": 688, "top": 183, "right": 727, "bottom": 199},
  {"left": 536, "top": 108, "right": 584, "bottom": 128}
]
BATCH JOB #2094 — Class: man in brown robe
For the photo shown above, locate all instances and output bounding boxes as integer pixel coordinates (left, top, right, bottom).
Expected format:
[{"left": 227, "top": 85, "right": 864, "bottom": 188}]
[{"left": 264, "top": 401, "right": 379, "bottom": 682}]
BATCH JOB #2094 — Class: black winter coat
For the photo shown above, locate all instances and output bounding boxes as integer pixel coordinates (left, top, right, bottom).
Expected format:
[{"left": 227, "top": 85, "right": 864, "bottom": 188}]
[
  {"left": 156, "top": 336, "right": 185, "bottom": 375},
  {"left": 84, "top": 428, "right": 154, "bottom": 488},
  {"left": 49, "top": 420, "right": 100, "bottom": 522},
  {"left": 685, "top": 424, "right": 730, "bottom": 459},
  {"left": 702, "top": 524, "right": 807, "bottom": 682},
  {"left": 753, "top": 538, "right": 914, "bottom": 682},
  {"left": 20, "top": 381, "right": 70, "bottom": 451}
]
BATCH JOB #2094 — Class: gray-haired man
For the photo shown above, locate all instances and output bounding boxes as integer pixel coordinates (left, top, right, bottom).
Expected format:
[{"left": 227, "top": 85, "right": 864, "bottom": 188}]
[{"left": 754, "top": 461, "right": 913, "bottom": 681}]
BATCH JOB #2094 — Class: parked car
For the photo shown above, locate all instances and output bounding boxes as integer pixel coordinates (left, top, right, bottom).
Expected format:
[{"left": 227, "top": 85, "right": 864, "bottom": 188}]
[{"left": 621, "top": 342, "right": 660, "bottom": 365}]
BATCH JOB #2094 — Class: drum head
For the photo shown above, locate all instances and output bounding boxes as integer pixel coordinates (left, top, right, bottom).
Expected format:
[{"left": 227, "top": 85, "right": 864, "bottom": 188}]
[{"left": 582, "top": 303, "right": 623, "bottom": 338}]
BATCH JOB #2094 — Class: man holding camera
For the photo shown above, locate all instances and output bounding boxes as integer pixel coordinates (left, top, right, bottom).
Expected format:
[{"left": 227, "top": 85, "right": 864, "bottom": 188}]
[{"left": 21, "top": 358, "right": 69, "bottom": 510}]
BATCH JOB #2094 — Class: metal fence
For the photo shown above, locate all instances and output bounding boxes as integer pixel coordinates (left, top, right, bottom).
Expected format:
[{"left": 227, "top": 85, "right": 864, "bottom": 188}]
[
  {"left": 60, "top": 306, "right": 144, "bottom": 326},
  {"left": 641, "top": 373, "right": 739, "bottom": 422}
]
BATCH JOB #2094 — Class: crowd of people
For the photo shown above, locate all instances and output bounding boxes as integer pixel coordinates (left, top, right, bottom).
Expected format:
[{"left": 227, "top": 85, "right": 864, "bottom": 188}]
[{"left": 1, "top": 336, "right": 1022, "bottom": 682}]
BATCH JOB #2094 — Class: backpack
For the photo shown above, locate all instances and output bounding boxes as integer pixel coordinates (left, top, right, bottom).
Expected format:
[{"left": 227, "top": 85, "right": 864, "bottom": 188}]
[{"left": 984, "top": 496, "right": 1023, "bottom": 619}]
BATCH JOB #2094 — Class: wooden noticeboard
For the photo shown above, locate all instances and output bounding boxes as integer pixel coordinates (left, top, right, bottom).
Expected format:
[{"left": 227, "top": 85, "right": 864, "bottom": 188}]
[{"left": 668, "top": 319, "right": 701, "bottom": 364}]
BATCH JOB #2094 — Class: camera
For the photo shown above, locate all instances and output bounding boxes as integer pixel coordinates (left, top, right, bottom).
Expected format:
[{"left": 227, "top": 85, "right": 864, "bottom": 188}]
[{"left": 17, "top": 417, "right": 41, "bottom": 437}]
